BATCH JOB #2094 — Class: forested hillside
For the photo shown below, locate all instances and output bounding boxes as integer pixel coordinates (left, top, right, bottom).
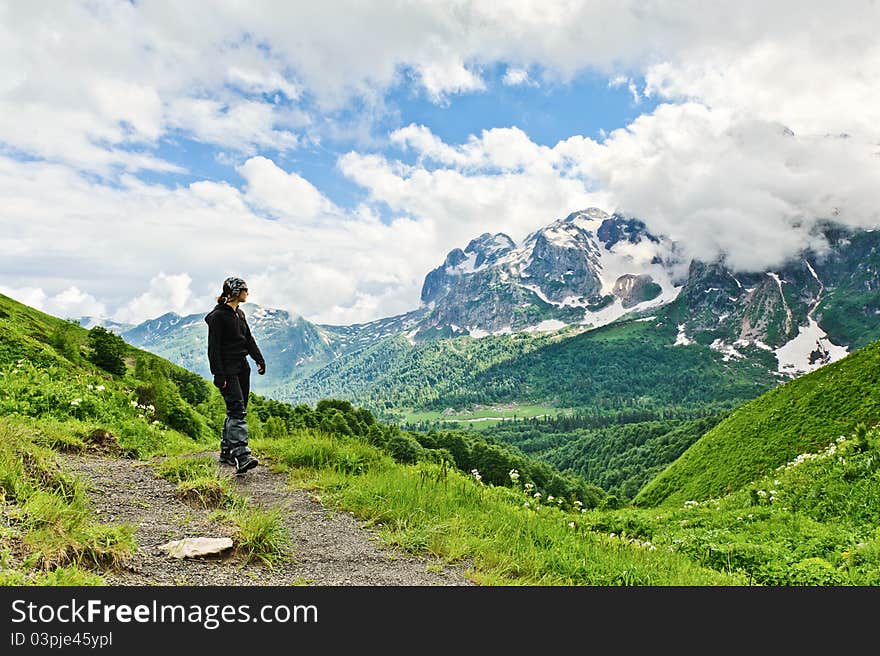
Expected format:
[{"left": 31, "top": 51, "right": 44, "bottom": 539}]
[
  {"left": 3, "top": 291, "right": 880, "bottom": 586},
  {"left": 635, "top": 336, "right": 880, "bottom": 507}
]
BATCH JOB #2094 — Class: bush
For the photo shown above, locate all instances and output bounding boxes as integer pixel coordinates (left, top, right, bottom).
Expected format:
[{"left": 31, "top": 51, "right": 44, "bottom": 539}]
[
  {"left": 386, "top": 434, "right": 425, "bottom": 464},
  {"left": 50, "top": 320, "right": 82, "bottom": 362},
  {"left": 87, "top": 327, "right": 127, "bottom": 376}
]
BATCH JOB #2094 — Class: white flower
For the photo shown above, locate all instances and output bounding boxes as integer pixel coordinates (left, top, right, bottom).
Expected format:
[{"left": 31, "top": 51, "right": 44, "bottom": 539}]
[
  {"left": 152, "top": 420, "right": 160, "bottom": 425},
  {"left": 96, "top": 385, "right": 105, "bottom": 392},
  {"left": 568, "top": 522, "right": 575, "bottom": 529},
  {"left": 533, "top": 492, "right": 541, "bottom": 499},
  {"left": 547, "top": 495, "right": 554, "bottom": 501},
  {"left": 574, "top": 500, "right": 583, "bottom": 507},
  {"left": 70, "top": 398, "right": 82, "bottom": 406},
  {"left": 131, "top": 400, "right": 138, "bottom": 407},
  {"left": 508, "top": 469, "right": 520, "bottom": 481},
  {"left": 523, "top": 501, "right": 530, "bottom": 508},
  {"left": 87, "top": 384, "right": 94, "bottom": 390}
]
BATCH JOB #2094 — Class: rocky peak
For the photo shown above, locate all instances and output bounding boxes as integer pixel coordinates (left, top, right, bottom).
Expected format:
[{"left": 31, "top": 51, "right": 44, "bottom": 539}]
[{"left": 464, "top": 232, "right": 515, "bottom": 268}]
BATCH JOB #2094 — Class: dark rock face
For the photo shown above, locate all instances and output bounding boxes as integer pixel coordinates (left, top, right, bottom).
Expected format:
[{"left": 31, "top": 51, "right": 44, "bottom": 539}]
[{"left": 613, "top": 274, "right": 661, "bottom": 308}]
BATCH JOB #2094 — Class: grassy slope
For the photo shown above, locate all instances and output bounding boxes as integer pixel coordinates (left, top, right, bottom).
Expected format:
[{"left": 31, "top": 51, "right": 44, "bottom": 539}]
[
  {"left": 635, "top": 338, "right": 880, "bottom": 507},
  {"left": 5, "top": 291, "right": 879, "bottom": 585}
]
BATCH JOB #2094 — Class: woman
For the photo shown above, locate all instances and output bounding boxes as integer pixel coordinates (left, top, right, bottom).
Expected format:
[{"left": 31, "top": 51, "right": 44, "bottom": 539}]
[{"left": 204, "top": 276, "right": 266, "bottom": 475}]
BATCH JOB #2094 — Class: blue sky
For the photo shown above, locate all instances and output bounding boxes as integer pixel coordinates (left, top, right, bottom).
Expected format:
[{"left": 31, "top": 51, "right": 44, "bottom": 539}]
[
  {"left": 1, "top": 2, "right": 877, "bottom": 326},
  {"left": 137, "top": 66, "right": 655, "bottom": 216}
]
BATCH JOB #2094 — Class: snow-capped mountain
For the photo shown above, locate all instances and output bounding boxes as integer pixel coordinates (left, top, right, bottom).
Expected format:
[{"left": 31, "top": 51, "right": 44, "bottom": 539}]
[
  {"left": 118, "top": 208, "right": 880, "bottom": 395},
  {"left": 663, "top": 220, "right": 880, "bottom": 377},
  {"left": 119, "top": 305, "right": 338, "bottom": 393},
  {"left": 415, "top": 208, "right": 683, "bottom": 337}
]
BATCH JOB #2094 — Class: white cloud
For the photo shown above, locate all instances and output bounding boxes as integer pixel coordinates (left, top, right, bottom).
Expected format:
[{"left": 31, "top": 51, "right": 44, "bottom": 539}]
[
  {"left": 416, "top": 60, "right": 486, "bottom": 104},
  {"left": 112, "top": 273, "right": 195, "bottom": 325},
  {"left": 237, "top": 156, "right": 337, "bottom": 223},
  {"left": 557, "top": 103, "right": 880, "bottom": 271},
  {"left": 390, "top": 124, "right": 556, "bottom": 171},
  {"left": 0, "top": 285, "right": 107, "bottom": 321},
  {"left": 166, "top": 98, "right": 299, "bottom": 153},
  {"left": 0, "top": 155, "right": 450, "bottom": 325},
  {"left": 502, "top": 67, "right": 533, "bottom": 86},
  {"left": 3, "top": 1, "right": 880, "bottom": 326}
]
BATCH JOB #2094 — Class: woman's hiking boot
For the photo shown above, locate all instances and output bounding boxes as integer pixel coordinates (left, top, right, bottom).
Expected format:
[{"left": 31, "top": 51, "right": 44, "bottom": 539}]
[
  {"left": 219, "top": 448, "right": 235, "bottom": 466},
  {"left": 234, "top": 453, "right": 258, "bottom": 475}
]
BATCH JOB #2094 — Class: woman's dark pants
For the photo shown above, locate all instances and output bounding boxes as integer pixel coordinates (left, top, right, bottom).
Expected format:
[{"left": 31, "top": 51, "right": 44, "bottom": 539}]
[{"left": 218, "top": 360, "right": 252, "bottom": 459}]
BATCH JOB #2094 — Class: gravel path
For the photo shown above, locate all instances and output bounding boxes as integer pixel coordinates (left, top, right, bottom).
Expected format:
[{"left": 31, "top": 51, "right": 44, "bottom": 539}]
[{"left": 58, "top": 451, "right": 475, "bottom": 586}]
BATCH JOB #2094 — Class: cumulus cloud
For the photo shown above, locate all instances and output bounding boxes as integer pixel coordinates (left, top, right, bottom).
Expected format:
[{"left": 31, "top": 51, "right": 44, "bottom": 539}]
[
  {"left": 502, "top": 67, "right": 534, "bottom": 86},
  {"left": 3, "top": 1, "right": 880, "bottom": 324},
  {"left": 0, "top": 155, "right": 446, "bottom": 325},
  {"left": 557, "top": 103, "right": 880, "bottom": 271},
  {"left": 0, "top": 285, "right": 107, "bottom": 321},
  {"left": 238, "top": 156, "right": 338, "bottom": 223},
  {"left": 112, "top": 273, "right": 196, "bottom": 325}
]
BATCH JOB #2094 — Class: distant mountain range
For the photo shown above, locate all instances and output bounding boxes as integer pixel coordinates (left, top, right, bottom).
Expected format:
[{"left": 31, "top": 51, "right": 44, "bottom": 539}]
[{"left": 84, "top": 208, "right": 880, "bottom": 410}]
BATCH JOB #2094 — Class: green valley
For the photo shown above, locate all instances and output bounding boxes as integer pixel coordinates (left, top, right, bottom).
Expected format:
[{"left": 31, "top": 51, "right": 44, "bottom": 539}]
[{"left": 2, "top": 291, "right": 879, "bottom": 586}]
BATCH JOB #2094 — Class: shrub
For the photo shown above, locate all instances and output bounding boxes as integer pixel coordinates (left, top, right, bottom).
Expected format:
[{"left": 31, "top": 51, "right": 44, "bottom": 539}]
[
  {"left": 50, "top": 320, "right": 82, "bottom": 362},
  {"left": 87, "top": 327, "right": 127, "bottom": 376}
]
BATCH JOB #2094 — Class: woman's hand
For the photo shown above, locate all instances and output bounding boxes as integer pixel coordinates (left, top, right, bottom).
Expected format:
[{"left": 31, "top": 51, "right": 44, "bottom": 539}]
[
  {"left": 257, "top": 362, "right": 266, "bottom": 375},
  {"left": 213, "top": 374, "right": 227, "bottom": 389}
]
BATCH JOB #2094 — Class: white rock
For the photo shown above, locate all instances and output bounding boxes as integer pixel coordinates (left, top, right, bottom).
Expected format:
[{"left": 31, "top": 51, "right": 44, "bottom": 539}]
[{"left": 158, "top": 537, "right": 233, "bottom": 559}]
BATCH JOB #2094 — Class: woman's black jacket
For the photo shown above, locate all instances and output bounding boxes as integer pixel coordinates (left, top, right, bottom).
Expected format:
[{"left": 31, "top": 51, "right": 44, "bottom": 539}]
[{"left": 204, "top": 303, "right": 265, "bottom": 377}]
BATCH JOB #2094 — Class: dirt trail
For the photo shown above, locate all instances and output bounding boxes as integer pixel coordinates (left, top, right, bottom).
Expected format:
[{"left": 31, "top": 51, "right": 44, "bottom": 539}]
[{"left": 59, "top": 451, "right": 475, "bottom": 586}]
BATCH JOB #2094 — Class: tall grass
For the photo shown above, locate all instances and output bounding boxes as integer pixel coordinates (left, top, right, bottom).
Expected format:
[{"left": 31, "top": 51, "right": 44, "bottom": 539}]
[
  {"left": 0, "top": 417, "right": 136, "bottom": 576},
  {"left": 254, "top": 431, "right": 741, "bottom": 585}
]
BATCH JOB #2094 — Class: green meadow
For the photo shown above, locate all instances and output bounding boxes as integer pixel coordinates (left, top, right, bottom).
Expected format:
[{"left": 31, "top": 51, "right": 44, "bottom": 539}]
[{"left": 2, "top": 291, "right": 879, "bottom": 586}]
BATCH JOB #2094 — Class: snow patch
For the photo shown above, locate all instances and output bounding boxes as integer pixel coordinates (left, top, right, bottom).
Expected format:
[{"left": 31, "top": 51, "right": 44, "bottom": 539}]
[
  {"left": 447, "top": 252, "right": 480, "bottom": 275},
  {"left": 522, "top": 320, "right": 567, "bottom": 333},
  {"left": 710, "top": 339, "right": 745, "bottom": 361},
  {"left": 674, "top": 323, "right": 693, "bottom": 346},
  {"left": 774, "top": 318, "right": 848, "bottom": 375}
]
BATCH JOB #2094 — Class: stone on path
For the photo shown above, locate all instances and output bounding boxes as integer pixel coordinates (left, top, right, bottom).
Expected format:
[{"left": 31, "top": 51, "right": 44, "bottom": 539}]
[{"left": 158, "top": 537, "right": 233, "bottom": 559}]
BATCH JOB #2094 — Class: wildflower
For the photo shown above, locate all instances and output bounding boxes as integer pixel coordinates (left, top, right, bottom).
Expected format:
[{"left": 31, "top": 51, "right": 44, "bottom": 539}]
[
  {"left": 96, "top": 385, "right": 105, "bottom": 392},
  {"left": 87, "top": 384, "right": 94, "bottom": 390},
  {"left": 568, "top": 522, "right": 575, "bottom": 529},
  {"left": 580, "top": 509, "right": 586, "bottom": 513},
  {"left": 70, "top": 398, "right": 82, "bottom": 406},
  {"left": 131, "top": 400, "right": 138, "bottom": 407},
  {"left": 524, "top": 482, "right": 534, "bottom": 491},
  {"left": 152, "top": 420, "right": 160, "bottom": 425},
  {"left": 547, "top": 495, "right": 554, "bottom": 501},
  {"left": 508, "top": 469, "right": 520, "bottom": 482},
  {"left": 609, "top": 533, "right": 616, "bottom": 538},
  {"left": 533, "top": 492, "right": 541, "bottom": 499},
  {"left": 523, "top": 501, "right": 530, "bottom": 508},
  {"left": 574, "top": 500, "right": 583, "bottom": 507},
  {"left": 470, "top": 469, "right": 482, "bottom": 484},
  {"left": 147, "top": 404, "right": 155, "bottom": 412}
]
